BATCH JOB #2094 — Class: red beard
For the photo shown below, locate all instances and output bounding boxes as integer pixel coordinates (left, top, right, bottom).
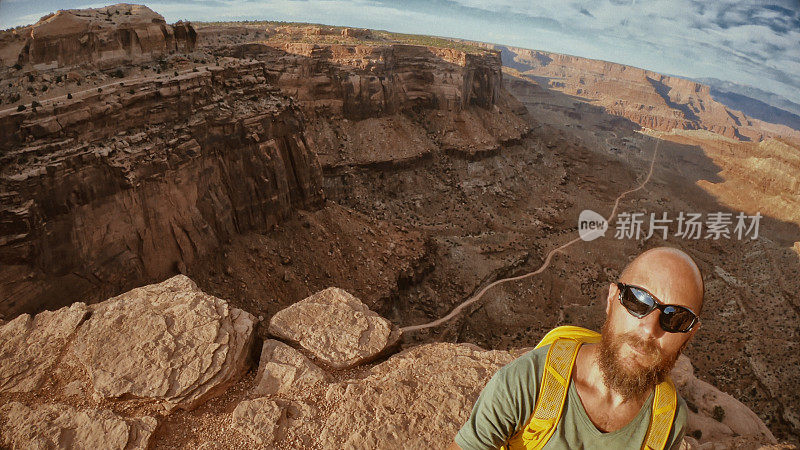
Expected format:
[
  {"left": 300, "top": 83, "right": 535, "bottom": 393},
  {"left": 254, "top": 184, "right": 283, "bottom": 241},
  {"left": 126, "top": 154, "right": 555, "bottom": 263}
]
[{"left": 597, "top": 318, "right": 680, "bottom": 401}]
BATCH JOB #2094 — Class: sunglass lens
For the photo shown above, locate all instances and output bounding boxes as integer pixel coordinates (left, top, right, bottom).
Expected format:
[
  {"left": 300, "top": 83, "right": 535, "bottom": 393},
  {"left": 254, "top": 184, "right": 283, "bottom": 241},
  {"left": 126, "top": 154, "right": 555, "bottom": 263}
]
[
  {"left": 661, "top": 306, "right": 696, "bottom": 332},
  {"left": 621, "top": 286, "right": 654, "bottom": 317}
]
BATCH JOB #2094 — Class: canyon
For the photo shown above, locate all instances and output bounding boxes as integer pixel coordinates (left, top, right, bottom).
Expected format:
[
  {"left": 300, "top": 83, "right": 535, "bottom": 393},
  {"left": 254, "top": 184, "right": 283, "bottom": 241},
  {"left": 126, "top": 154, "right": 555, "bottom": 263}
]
[{"left": 1, "top": 4, "right": 799, "bottom": 449}]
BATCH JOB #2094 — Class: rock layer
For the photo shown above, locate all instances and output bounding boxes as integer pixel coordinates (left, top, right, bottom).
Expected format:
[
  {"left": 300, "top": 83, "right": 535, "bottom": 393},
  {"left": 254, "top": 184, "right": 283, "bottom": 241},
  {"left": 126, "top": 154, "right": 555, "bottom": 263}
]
[
  {"left": 496, "top": 46, "right": 800, "bottom": 142},
  {"left": 268, "top": 287, "right": 401, "bottom": 369},
  {"left": 0, "top": 58, "right": 324, "bottom": 318},
  {"left": 17, "top": 4, "right": 196, "bottom": 69}
]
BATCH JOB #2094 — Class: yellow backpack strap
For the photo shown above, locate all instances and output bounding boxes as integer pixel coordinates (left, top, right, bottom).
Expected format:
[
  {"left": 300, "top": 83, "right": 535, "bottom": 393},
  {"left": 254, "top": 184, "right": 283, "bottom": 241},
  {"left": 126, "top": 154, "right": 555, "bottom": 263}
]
[
  {"left": 503, "top": 337, "right": 582, "bottom": 450},
  {"left": 535, "top": 326, "right": 601, "bottom": 349},
  {"left": 642, "top": 378, "right": 677, "bottom": 450}
]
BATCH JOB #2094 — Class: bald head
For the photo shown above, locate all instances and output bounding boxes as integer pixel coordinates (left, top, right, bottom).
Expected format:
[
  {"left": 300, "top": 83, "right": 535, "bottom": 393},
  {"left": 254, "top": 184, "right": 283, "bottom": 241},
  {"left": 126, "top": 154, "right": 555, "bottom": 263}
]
[{"left": 619, "top": 247, "right": 704, "bottom": 314}]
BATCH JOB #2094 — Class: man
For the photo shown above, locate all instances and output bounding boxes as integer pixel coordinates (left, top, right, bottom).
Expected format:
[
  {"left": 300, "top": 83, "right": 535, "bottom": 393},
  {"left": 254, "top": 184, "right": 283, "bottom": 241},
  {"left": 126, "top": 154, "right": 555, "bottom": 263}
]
[{"left": 450, "top": 247, "right": 703, "bottom": 449}]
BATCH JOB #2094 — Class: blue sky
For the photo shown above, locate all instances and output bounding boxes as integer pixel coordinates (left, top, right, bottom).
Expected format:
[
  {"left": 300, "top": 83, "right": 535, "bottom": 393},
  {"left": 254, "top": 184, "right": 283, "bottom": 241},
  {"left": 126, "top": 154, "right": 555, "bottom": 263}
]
[{"left": 2, "top": 0, "right": 799, "bottom": 104}]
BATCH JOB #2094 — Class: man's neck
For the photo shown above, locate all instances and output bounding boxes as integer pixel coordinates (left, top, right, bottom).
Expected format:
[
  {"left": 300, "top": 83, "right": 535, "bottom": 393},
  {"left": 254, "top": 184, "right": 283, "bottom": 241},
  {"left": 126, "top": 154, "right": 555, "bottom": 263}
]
[{"left": 572, "top": 343, "right": 652, "bottom": 432}]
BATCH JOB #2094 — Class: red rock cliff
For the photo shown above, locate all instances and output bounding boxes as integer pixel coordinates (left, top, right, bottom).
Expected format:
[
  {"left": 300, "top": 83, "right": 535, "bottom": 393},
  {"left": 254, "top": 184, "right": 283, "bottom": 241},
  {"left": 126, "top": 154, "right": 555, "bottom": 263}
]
[
  {"left": 0, "top": 61, "right": 323, "bottom": 317},
  {"left": 16, "top": 4, "right": 196, "bottom": 70}
]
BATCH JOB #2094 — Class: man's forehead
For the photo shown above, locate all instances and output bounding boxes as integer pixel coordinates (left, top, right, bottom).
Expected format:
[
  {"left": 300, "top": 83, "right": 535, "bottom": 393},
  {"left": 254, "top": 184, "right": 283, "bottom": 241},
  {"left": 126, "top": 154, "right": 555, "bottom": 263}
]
[{"left": 619, "top": 248, "right": 704, "bottom": 311}]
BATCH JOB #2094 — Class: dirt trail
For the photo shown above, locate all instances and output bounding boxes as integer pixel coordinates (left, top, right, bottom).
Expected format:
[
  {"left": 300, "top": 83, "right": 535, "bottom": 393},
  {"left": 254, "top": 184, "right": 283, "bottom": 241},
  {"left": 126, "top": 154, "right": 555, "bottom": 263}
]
[{"left": 401, "top": 139, "right": 660, "bottom": 333}]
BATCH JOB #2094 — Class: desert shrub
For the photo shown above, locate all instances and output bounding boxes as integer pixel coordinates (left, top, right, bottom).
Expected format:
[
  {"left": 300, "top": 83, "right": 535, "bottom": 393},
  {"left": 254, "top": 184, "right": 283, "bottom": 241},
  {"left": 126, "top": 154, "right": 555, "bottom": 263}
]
[{"left": 712, "top": 405, "right": 725, "bottom": 422}]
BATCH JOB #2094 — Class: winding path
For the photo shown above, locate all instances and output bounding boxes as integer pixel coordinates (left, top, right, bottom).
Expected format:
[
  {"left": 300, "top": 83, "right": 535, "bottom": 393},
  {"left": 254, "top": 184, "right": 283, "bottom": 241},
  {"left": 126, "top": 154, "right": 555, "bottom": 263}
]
[{"left": 401, "top": 138, "right": 661, "bottom": 333}]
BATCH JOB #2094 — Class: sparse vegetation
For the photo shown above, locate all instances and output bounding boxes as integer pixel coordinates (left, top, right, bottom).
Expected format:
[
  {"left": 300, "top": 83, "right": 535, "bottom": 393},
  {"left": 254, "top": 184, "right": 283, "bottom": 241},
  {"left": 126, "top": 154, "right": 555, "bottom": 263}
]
[
  {"left": 712, "top": 405, "right": 725, "bottom": 422},
  {"left": 17, "top": 104, "right": 25, "bottom": 111}
]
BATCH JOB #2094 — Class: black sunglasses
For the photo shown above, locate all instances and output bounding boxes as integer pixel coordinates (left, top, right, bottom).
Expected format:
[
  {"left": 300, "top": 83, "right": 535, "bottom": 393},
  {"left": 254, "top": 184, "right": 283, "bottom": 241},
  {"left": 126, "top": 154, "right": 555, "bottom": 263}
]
[{"left": 616, "top": 282, "right": 699, "bottom": 333}]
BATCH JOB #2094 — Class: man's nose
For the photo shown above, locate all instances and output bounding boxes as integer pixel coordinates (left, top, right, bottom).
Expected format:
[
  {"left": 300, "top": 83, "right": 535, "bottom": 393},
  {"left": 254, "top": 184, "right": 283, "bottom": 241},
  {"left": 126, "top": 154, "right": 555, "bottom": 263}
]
[{"left": 639, "top": 308, "right": 664, "bottom": 339}]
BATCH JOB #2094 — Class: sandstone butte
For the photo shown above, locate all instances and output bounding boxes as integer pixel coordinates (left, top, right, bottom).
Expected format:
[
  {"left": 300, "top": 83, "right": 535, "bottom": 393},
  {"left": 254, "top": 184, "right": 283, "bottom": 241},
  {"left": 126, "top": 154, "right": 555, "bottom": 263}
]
[{"left": 0, "top": 3, "right": 798, "bottom": 449}]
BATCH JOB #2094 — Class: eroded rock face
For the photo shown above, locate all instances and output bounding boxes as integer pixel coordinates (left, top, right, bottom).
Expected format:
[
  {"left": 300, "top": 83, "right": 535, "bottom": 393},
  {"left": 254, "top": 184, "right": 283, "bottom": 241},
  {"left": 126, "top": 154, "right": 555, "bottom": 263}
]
[
  {"left": 318, "top": 342, "right": 514, "bottom": 448},
  {"left": 497, "top": 46, "right": 800, "bottom": 142},
  {"left": 268, "top": 287, "right": 401, "bottom": 369},
  {"left": 70, "top": 275, "right": 255, "bottom": 410},
  {"left": 231, "top": 398, "right": 286, "bottom": 446},
  {"left": 0, "top": 59, "right": 324, "bottom": 318},
  {"left": 252, "top": 339, "right": 329, "bottom": 397},
  {"left": 672, "top": 354, "right": 777, "bottom": 445},
  {"left": 18, "top": 4, "right": 196, "bottom": 69},
  {"left": 0, "top": 303, "right": 88, "bottom": 393},
  {"left": 0, "top": 401, "right": 157, "bottom": 450},
  {"left": 214, "top": 40, "right": 530, "bottom": 166}
]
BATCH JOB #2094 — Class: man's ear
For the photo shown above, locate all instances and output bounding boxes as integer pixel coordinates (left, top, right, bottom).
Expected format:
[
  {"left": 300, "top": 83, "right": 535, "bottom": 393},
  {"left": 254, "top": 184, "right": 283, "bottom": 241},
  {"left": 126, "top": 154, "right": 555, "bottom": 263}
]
[
  {"left": 606, "top": 283, "right": 616, "bottom": 316},
  {"left": 687, "top": 321, "right": 701, "bottom": 341}
]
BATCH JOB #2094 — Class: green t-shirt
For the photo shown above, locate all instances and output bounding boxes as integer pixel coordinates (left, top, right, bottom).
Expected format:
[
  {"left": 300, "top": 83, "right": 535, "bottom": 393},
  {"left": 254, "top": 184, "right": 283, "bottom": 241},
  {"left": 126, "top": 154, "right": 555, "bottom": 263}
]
[{"left": 455, "top": 345, "right": 687, "bottom": 450}]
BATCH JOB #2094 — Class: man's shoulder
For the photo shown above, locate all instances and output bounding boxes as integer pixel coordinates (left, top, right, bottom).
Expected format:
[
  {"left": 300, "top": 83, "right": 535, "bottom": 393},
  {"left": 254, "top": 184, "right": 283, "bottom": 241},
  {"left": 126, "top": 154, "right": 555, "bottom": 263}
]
[
  {"left": 493, "top": 345, "right": 550, "bottom": 386},
  {"left": 674, "top": 391, "right": 689, "bottom": 426}
]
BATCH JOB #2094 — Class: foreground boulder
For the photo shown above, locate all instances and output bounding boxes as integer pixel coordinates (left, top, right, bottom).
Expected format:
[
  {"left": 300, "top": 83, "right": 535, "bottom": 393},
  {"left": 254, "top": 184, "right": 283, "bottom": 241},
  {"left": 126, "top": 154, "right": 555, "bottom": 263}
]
[
  {"left": 69, "top": 275, "right": 256, "bottom": 411},
  {"left": 0, "top": 402, "right": 156, "bottom": 450},
  {"left": 0, "top": 303, "right": 89, "bottom": 393},
  {"left": 268, "top": 287, "right": 401, "bottom": 369}
]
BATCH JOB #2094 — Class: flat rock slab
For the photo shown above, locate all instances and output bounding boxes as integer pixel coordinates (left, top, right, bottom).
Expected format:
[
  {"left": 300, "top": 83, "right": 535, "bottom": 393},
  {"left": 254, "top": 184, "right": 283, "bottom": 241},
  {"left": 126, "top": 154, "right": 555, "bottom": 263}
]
[
  {"left": 268, "top": 287, "right": 401, "bottom": 369},
  {"left": 70, "top": 275, "right": 256, "bottom": 411},
  {"left": 231, "top": 397, "right": 286, "bottom": 446},
  {"left": 252, "top": 339, "right": 329, "bottom": 397},
  {"left": 0, "top": 303, "right": 89, "bottom": 393},
  {"left": 0, "top": 401, "right": 157, "bottom": 450},
  {"left": 319, "top": 342, "right": 514, "bottom": 448}
]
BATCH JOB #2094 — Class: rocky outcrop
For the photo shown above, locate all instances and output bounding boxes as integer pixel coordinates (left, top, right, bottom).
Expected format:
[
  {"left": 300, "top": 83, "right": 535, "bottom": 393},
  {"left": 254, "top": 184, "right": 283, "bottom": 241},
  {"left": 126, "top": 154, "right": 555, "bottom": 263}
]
[
  {"left": 672, "top": 354, "right": 777, "bottom": 445},
  {"left": 70, "top": 275, "right": 256, "bottom": 410},
  {"left": 252, "top": 339, "right": 329, "bottom": 397},
  {"left": 17, "top": 4, "right": 196, "bottom": 70},
  {"left": 268, "top": 287, "right": 401, "bottom": 369},
  {"left": 0, "top": 59, "right": 324, "bottom": 318},
  {"left": 212, "top": 40, "right": 530, "bottom": 167},
  {"left": 0, "top": 277, "right": 784, "bottom": 448},
  {"left": 497, "top": 46, "right": 800, "bottom": 142},
  {"left": 0, "top": 402, "right": 157, "bottom": 450}
]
